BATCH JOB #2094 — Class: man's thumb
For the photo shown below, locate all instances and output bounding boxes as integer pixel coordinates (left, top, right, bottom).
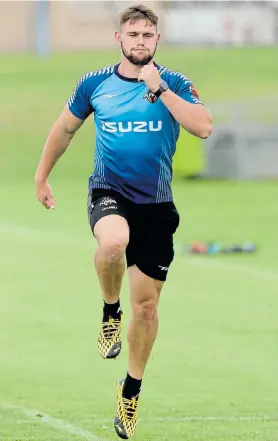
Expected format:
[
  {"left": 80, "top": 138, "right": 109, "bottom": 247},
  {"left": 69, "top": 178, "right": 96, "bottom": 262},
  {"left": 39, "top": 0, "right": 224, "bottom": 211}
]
[{"left": 47, "top": 195, "right": 56, "bottom": 209}]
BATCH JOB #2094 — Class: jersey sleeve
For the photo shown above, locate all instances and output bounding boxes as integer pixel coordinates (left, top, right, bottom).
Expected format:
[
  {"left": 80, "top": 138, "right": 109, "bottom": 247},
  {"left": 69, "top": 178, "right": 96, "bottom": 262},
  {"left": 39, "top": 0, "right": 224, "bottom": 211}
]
[
  {"left": 67, "top": 74, "right": 94, "bottom": 120},
  {"left": 173, "top": 74, "right": 203, "bottom": 105}
]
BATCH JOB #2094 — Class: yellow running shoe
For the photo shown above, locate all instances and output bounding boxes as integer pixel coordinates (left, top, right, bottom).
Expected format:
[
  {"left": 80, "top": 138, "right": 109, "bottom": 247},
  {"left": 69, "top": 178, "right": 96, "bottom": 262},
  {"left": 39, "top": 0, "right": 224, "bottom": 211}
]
[
  {"left": 114, "top": 379, "right": 139, "bottom": 439},
  {"left": 97, "top": 314, "right": 122, "bottom": 359}
]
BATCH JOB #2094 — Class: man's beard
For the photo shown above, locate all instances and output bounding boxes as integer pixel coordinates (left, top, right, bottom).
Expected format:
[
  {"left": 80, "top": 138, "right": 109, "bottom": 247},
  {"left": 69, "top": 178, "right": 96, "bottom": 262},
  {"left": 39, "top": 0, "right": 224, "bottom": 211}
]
[{"left": 121, "top": 43, "right": 157, "bottom": 66}]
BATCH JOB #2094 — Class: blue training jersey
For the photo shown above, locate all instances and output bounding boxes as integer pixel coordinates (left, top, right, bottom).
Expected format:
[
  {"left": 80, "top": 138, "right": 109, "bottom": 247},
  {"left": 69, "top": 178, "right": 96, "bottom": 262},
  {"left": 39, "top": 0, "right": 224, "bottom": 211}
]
[{"left": 67, "top": 63, "right": 202, "bottom": 204}]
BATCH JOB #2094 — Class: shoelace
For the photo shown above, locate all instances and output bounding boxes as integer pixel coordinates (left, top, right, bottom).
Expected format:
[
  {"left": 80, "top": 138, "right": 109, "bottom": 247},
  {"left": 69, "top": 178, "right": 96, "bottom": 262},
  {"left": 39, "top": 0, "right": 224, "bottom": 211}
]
[
  {"left": 122, "top": 396, "right": 138, "bottom": 420},
  {"left": 102, "top": 317, "right": 121, "bottom": 339}
]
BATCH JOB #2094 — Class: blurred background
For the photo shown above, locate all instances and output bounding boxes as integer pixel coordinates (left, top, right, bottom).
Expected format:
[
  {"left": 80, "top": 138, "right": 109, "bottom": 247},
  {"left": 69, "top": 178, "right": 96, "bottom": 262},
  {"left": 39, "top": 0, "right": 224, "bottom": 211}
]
[{"left": 1, "top": 2, "right": 278, "bottom": 441}]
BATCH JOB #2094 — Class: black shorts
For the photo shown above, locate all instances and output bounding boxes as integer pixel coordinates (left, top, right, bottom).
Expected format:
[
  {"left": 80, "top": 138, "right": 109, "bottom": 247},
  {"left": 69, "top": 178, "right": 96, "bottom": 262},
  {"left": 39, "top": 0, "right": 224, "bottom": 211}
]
[{"left": 87, "top": 189, "right": 180, "bottom": 281}]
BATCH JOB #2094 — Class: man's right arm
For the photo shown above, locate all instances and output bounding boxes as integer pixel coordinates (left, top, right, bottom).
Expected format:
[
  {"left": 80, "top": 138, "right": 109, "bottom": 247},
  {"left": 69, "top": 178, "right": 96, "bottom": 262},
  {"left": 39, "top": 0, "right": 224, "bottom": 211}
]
[
  {"left": 34, "top": 107, "right": 84, "bottom": 209},
  {"left": 35, "top": 72, "right": 95, "bottom": 209},
  {"left": 35, "top": 107, "right": 84, "bottom": 183}
]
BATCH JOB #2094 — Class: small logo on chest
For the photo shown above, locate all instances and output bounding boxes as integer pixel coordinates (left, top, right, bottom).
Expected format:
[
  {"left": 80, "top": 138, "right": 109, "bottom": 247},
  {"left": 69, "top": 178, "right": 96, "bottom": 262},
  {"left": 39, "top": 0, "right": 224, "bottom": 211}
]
[{"left": 103, "top": 94, "right": 117, "bottom": 98}]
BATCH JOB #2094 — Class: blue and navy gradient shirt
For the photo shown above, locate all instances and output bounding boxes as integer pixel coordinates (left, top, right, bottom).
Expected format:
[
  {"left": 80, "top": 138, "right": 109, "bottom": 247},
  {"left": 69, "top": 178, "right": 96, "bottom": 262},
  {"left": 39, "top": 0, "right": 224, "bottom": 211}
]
[{"left": 67, "top": 63, "right": 202, "bottom": 204}]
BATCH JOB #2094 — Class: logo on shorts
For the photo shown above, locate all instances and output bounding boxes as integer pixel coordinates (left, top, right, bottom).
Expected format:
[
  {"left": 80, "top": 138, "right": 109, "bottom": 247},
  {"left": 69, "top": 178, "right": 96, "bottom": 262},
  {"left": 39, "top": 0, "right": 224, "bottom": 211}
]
[
  {"left": 158, "top": 265, "right": 168, "bottom": 272},
  {"left": 100, "top": 197, "right": 117, "bottom": 207},
  {"left": 100, "top": 197, "right": 117, "bottom": 212}
]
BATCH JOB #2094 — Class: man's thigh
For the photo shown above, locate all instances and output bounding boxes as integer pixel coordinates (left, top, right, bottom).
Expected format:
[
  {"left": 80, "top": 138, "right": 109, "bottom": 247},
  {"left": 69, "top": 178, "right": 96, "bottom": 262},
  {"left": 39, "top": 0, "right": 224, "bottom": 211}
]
[
  {"left": 126, "top": 202, "right": 180, "bottom": 282},
  {"left": 87, "top": 189, "right": 129, "bottom": 238}
]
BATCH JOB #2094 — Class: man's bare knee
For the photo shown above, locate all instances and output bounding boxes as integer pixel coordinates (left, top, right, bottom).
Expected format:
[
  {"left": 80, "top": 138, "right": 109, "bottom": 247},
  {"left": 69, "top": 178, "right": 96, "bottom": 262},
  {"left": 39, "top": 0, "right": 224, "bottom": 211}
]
[
  {"left": 100, "top": 239, "right": 128, "bottom": 263},
  {"left": 133, "top": 297, "right": 158, "bottom": 324},
  {"left": 94, "top": 215, "right": 129, "bottom": 263}
]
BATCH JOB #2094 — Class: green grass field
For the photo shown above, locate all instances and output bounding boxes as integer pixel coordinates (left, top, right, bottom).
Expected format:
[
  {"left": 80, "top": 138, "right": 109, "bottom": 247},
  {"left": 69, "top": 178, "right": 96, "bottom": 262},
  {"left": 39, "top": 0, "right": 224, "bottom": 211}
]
[{"left": 1, "top": 47, "right": 278, "bottom": 441}]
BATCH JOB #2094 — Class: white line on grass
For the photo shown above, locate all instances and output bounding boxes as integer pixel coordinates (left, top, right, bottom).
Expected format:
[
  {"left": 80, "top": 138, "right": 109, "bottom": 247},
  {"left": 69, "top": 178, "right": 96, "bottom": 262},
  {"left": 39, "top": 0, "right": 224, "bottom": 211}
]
[
  {"left": 1, "top": 402, "right": 277, "bottom": 435},
  {"left": 0, "top": 220, "right": 92, "bottom": 248},
  {"left": 1, "top": 220, "right": 278, "bottom": 283},
  {"left": 0, "top": 403, "right": 112, "bottom": 441},
  {"left": 186, "top": 256, "right": 278, "bottom": 282},
  {"left": 49, "top": 415, "right": 278, "bottom": 424},
  {"left": 147, "top": 415, "right": 278, "bottom": 422}
]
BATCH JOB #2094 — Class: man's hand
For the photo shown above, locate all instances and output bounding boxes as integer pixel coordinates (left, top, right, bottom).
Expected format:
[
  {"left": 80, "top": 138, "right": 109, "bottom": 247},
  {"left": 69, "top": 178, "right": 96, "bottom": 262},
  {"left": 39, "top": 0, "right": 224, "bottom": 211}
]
[
  {"left": 138, "top": 64, "right": 161, "bottom": 92},
  {"left": 35, "top": 180, "right": 56, "bottom": 210}
]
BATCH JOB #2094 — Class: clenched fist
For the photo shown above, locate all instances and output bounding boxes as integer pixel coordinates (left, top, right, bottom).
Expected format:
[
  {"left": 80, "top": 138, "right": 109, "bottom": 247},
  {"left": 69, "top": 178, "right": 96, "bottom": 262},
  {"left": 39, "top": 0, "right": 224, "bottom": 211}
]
[{"left": 138, "top": 64, "right": 161, "bottom": 92}]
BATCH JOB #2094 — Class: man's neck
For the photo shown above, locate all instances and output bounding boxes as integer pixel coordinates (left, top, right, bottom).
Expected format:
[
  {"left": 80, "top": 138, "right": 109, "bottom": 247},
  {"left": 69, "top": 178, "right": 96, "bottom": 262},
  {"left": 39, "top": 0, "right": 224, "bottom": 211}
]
[{"left": 117, "top": 57, "right": 154, "bottom": 79}]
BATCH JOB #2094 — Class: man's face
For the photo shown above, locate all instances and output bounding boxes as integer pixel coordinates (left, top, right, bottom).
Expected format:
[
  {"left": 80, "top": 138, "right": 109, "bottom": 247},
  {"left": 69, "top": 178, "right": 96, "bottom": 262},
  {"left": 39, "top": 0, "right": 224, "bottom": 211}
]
[{"left": 116, "top": 19, "right": 160, "bottom": 66}]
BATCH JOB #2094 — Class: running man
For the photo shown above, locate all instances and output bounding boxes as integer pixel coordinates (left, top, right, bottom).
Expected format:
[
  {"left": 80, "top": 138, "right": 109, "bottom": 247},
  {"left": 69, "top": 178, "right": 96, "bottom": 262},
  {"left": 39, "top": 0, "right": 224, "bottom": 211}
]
[{"left": 35, "top": 4, "right": 212, "bottom": 439}]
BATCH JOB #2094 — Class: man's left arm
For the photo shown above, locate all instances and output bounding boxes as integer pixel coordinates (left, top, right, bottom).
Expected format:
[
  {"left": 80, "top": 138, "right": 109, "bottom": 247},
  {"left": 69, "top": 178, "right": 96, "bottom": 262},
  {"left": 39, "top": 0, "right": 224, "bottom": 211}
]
[
  {"left": 139, "top": 65, "right": 212, "bottom": 139},
  {"left": 160, "top": 89, "right": 212, "bottom": 139}
]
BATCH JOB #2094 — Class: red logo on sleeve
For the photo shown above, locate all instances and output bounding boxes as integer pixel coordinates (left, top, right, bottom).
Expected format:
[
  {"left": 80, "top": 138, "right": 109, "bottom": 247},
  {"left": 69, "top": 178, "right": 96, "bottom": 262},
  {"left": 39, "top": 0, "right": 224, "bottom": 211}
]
[{"left": 190, "top": 83, "right": 199, "bottom": 98}]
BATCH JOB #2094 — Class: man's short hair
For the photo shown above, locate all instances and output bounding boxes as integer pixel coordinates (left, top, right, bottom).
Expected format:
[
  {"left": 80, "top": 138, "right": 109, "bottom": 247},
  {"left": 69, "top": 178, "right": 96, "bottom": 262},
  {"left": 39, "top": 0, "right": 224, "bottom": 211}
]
[{"left": 119, "top": 4, "right": 158, "bottom": 28}]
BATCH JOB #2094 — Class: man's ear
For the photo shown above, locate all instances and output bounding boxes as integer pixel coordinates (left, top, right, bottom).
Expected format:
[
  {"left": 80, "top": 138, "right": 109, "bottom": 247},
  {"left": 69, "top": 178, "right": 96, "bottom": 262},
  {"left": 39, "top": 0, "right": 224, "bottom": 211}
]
[{"left": 115, "top": 31, "right": 121, "bottom": 44}]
